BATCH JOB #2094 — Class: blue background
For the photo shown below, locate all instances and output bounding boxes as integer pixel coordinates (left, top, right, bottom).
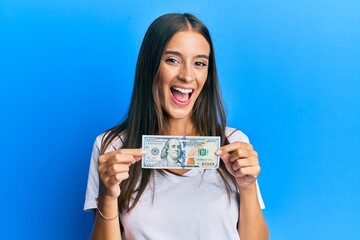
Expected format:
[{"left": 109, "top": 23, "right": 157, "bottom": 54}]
[{"left": 1, "top": 1, "right": 359, "bottom": 239}]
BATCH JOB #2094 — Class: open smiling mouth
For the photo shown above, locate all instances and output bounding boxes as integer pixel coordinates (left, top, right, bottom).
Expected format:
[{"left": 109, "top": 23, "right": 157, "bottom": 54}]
[{"left": 170, "top": 87, "right": 194, "bottom": 104}]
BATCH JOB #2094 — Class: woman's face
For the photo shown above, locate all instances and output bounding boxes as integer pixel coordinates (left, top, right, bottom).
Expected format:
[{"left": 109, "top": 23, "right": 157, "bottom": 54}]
[{"left": 157, "top": 30, "right": 210, "bottom": 121}]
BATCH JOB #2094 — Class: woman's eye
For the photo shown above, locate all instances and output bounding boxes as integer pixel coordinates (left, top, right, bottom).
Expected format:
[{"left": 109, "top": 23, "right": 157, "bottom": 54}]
[
  {"left": 165, "top": 58, "right": 179, "bottom": 64},
  {"left": 195, "top": 61, "right": 207, "bottom": 67}
]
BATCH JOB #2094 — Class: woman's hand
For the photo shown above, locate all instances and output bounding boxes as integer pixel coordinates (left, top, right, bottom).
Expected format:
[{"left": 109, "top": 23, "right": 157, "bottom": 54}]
[
  {"left": 97, "top": 149, "right": 145, "bottom": 198},
  {"left": 216, "top": 142, "right": 260, "bottom": 190}
]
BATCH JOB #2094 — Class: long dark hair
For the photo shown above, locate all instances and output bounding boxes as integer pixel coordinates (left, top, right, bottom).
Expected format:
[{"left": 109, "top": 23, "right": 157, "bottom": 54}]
[{"left": 101, "top": 13, "right": 236, "bottom": 212}]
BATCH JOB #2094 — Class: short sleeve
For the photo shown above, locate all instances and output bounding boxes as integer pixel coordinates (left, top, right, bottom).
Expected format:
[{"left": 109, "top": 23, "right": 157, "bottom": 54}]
[
  {"left": 225, "top": 127, "right": 266, "bottom": 209},
  {"left": 83, "top": 136, "right": 101, "bottom": 211}
]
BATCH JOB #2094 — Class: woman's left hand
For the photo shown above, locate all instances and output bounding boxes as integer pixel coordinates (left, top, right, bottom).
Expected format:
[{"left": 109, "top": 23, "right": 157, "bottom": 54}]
[{"left": 216, "top": 142, "right": 260, "bottom": 190}]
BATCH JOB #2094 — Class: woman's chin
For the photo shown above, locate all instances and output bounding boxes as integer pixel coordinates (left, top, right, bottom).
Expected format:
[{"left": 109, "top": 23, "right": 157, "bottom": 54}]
[{"left": 166, "top": 109, "right": 192, "bottom": 121}]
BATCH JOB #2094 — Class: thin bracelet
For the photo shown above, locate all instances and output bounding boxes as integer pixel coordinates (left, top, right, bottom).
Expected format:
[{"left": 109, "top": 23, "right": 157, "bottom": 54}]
[
  {"left": 96, "top": 199, "right": 119, "bottom": 220},
  {"left": 97, "top": 207, "right": 118, "bottom": 220}
]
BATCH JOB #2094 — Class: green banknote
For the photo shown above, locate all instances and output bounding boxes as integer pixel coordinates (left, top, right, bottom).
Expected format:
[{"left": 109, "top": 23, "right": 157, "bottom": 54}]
[{"left": 142, "top": 135, "right": 221, "bottom": 169}]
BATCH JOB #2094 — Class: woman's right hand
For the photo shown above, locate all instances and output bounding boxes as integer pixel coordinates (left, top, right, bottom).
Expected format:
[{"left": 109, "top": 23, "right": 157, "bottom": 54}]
[{"left": 97, "top": 149, "right": 146, "bottom": 198}]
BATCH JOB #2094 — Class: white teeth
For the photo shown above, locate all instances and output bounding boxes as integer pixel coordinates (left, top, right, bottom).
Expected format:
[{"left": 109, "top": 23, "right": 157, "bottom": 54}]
[{"left": 173, "top": 87, "right": 193, "bottom": 94}]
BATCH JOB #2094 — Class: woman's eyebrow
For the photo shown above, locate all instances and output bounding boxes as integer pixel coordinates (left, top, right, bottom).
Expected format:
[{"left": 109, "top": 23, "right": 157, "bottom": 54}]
[{"left": 164, "top": 50, "right": 209, "bottom": 59}]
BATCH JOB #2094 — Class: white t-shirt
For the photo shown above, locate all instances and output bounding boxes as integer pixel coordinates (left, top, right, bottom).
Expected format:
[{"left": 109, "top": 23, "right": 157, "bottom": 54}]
[{"left": 84, "top": 127, "right": 265, "bottom": 240}]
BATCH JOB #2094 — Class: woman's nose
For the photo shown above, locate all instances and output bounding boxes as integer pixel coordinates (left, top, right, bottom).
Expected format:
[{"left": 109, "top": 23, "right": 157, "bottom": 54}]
[{"left": 178, "top": 64, "right": 194, "bottom": 82}]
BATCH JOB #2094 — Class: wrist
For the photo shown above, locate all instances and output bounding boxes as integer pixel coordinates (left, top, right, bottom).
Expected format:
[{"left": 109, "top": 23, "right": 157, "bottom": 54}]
[
  {"left": 96, "top": 194, "right": 120, "bottom": 221},
  {"left": 98, "top": 183, "right": 121, "bottom": 199},
  {"left": 98, "top": 193, "right": 119, "bottom": 204},
  {"left": 239, "top": 182, "right": 257, "bottom": 195}
]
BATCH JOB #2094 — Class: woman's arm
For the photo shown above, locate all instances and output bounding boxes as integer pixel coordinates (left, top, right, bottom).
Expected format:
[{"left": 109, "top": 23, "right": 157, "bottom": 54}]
[
  {"left": 89, "top": 148, "right": 145, "bottom": 240},
  {"left": 90, "top": 195, "right": 121, "bottom": 240},
  {"left": 217, "top": 142, "right": 269, "bottom": 240},
  {"left": 238, "top": 184, "right": 269, "bottom": 240}
]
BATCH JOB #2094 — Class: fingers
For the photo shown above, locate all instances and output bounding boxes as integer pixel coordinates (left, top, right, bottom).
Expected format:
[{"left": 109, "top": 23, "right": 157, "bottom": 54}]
[
  {"left": 231, "top": 157, "right": 258, "bottom": 170},
  {"left": 106, "top": 172, "right": 130, "bottom": 186},
  {"left": 101, "top": 164, "right": 130, "bottom": 178},
  {"left": 217, "top": 141, "right": 260, "bottom": 179},
  {"left": 99, "top": 148, "right": 145, "bottom": 162},
  {"left": 232, "top": 164, "right": 261, "bottom": 178},
  {"left": 116, "top": 148, "right": 146, "bottom": 157},
  {"left": 217, "top": 142, "right": 253, "bottom": 156},
  {"left": 98, "top": 148, "right": 145, "bottom": 172},
  {"left": 218, "top": 151, "right": 231, "bottom": 164},
  {"left": 216, "top": 142, "right": 257, "bottom": 163},
  {"left": 98, "top": 148, "right": 146, "bottom": 189}
]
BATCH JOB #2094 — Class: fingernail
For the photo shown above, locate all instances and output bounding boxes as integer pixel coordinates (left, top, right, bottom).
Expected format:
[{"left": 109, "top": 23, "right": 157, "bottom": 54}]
[
  {"left": 215, "top": 149, "right": 222, "bottom": 155},
  {"left": 141, "top": 149, "right": 147, "bottom": 154}
]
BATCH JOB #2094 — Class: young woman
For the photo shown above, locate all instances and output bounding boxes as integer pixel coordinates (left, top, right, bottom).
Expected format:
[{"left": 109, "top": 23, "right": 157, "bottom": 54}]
[{"left": 84, "top": 13, "right": 269, "bottom": 240}]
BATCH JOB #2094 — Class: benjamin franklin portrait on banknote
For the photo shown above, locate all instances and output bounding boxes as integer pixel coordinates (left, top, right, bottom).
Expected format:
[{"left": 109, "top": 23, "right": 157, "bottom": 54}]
[{"left": 155, "top": 138, "right": 185, "bottom": 167}]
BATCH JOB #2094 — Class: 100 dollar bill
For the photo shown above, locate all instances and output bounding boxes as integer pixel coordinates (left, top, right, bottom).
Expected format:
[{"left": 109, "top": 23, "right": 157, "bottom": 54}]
[{"left": 142, "top": 135, "right": 220, "bottom": 169}]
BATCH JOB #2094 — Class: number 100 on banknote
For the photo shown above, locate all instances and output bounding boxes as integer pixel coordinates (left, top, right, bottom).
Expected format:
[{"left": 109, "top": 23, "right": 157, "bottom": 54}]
[{"left": 142, "top": 135, "right": 221, "bottom": 169}]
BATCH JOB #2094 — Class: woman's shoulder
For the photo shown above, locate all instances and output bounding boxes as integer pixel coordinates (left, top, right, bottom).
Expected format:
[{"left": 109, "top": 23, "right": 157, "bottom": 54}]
[
  {"left": 225, "top": 126, "right": 250, "bottom": 144},
  {"left": 94, "top": 131, "right": 125, "bottom": 153}
]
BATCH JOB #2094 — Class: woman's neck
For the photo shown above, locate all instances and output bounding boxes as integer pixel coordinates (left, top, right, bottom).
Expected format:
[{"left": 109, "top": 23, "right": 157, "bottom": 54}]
[{"left": 165, "top": 117, "right": 196, "bottom": 136}]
